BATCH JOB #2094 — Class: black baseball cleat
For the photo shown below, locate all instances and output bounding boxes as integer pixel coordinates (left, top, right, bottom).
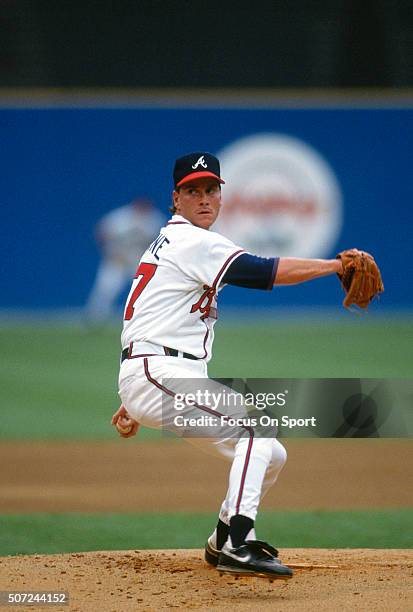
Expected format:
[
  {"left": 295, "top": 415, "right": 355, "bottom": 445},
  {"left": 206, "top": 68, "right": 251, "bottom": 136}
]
[
  {"left": 216, "top": 540, "right": 293, "bottom": 581},
  {"left": 204, "top": 537, "right": 220, "bottom": 567}
]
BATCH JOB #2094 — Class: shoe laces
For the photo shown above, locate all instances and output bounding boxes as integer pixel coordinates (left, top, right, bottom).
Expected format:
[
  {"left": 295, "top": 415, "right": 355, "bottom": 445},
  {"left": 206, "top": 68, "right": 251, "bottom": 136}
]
[{"left": 244, "top": 540, "right": 279, "bottom": 559}]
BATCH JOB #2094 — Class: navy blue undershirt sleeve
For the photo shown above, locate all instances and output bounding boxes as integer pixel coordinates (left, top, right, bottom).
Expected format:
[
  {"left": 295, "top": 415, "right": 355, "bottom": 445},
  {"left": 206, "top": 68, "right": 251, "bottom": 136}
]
[{"left": 222, "top": 253, "right": 279, "bottom": 290}]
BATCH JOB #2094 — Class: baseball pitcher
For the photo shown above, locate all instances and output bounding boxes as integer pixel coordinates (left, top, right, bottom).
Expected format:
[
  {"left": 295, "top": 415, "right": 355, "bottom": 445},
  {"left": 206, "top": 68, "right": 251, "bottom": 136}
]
[{"left": 112, "top": 152, "right": 383, "bottom": 580}]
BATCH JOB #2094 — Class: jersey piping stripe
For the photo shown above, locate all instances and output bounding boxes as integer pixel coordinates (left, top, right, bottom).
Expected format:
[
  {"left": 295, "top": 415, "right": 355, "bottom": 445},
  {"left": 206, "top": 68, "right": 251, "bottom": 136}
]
[
  {"left": 143, "top": 357, "right": 254, "bottom": 516},
  {"left": 235, "top": 433, "right": 254, "bottom": 515},
  {"left": 201, "top": 324, "right": 209, "bottom": 360},
  {"left": 211, "top": 249, "right": 245, "bottom": 290},
  {"left": 167, "top": 221, "right": 191, "bottom": 225},
  {"left": 198, "top": 249, "right": 245, "bottom": 360}
]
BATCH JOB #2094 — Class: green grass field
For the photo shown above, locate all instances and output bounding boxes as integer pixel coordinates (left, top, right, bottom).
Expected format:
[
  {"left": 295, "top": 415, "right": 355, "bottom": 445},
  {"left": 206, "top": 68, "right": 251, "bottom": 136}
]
[
  {"left": 0, "top": 510, "right": 411, "bottom": 556},
  {"left": 0, "top": 319, "right": 411, "bottom": 555},
  {"left": 0, "top": 318, "right": 412, "bottom": 439}
]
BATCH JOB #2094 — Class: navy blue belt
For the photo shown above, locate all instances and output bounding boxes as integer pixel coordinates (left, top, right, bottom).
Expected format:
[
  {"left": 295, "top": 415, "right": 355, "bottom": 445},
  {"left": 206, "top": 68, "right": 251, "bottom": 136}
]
[{"left": 121, "top": 346, "right": 198, "bottom": 363}]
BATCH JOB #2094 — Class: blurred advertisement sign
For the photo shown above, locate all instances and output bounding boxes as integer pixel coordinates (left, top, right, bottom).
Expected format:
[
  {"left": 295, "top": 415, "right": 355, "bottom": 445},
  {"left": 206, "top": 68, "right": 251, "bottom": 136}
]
[{"left": 216, "top": 133, "right": 343, "bottom": 258}]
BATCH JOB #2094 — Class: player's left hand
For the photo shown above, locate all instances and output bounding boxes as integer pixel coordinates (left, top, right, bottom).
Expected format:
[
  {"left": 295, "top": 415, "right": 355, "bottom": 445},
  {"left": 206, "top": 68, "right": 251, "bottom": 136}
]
[
  {"left": 336, "top": 248, "right": 384, "bottom": 310},
  {"left": 111, "top": 404, "right": 140, "bottom": 438}
]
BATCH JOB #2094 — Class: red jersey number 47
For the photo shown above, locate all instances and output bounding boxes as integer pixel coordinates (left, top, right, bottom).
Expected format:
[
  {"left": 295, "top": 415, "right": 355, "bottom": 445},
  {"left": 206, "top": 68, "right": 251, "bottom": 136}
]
[{"left": 124, "top": 262, "right": 157, "bottom": 320}]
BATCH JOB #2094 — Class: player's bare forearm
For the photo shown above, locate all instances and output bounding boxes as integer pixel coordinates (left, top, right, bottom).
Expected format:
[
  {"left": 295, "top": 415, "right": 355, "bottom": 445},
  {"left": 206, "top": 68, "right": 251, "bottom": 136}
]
[{"left": 274, "top": 257, "right": 343, "bottom": 286}]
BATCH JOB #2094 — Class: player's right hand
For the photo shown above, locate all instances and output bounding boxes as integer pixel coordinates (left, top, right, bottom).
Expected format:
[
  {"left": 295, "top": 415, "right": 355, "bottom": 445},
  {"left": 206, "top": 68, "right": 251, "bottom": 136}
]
[{"left": 111, "top": 404, "right": 140, "bottom": 438}]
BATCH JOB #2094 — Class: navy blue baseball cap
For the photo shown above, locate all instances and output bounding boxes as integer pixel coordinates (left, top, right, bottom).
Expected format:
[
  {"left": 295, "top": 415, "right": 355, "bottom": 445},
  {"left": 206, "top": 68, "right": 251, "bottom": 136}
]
[{"left": 173, "top": 152, "right": 225, "bottom": 188}]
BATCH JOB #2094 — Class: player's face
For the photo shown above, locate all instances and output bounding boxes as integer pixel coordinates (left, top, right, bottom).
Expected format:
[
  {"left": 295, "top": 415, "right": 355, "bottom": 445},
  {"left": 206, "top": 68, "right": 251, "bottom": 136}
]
[{"left": 173, "top": 178, "right": 221, "bottom": 229}]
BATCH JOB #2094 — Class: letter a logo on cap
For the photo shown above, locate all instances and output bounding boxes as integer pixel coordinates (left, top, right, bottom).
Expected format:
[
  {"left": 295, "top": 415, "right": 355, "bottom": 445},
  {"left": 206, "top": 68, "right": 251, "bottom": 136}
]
[{"left": 192, "top": 155, "right": 208, "bottom": 169}]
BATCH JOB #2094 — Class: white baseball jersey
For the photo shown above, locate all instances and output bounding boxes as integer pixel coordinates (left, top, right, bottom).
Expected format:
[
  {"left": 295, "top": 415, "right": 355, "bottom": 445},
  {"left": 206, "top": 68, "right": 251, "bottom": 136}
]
[
  {"left": 121, "top": 214, "right": 244, "bottom": 361},
  {"left": 97, "top": 202, "right": 165, "bottom": 267}
]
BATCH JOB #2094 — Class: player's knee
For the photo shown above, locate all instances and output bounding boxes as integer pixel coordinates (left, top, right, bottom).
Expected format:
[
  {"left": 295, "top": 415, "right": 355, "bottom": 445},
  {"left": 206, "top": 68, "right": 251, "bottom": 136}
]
[
  {"left": 271, "top": 439, "right": 287, "bottom": 470},
  {"left": 235, "top": 436, "right": 270, "bottom": 464},
  {"left": 251, "top": 437, "right": 275, "bottom": 464}
]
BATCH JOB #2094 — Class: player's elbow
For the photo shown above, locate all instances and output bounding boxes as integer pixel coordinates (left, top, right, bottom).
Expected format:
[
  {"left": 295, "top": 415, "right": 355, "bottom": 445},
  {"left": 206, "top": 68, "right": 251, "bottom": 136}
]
[{"left": 273, "top": 258, "right": 293, "bottom": 286}]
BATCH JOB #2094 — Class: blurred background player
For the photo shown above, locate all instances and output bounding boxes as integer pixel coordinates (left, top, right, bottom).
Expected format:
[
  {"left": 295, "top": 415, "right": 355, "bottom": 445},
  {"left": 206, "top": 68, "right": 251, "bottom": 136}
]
[{"left": 85, "top": 198, "right": 166, "bottom": 325}]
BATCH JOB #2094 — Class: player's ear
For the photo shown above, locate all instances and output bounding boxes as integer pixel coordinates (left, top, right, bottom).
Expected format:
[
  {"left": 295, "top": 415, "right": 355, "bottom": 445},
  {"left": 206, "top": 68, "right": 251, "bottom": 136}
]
[{"left": 173, "top": 190, "right": 180, "bottom": 212}]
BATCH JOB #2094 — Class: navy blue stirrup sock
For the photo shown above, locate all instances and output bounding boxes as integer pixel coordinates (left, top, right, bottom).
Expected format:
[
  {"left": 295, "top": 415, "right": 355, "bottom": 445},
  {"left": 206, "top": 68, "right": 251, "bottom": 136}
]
[
  {"left": 216, "top": 519, "right": 229, "bottom": 549},
  {"left": 229, "top": 515, "right": 254, "bottom": 548}
]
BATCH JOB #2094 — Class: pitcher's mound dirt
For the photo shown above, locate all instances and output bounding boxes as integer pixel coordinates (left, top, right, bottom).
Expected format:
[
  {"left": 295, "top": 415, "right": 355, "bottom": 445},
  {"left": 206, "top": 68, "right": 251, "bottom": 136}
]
[{"left": 1, "top": 548, "right": 412, "bottom": 611}]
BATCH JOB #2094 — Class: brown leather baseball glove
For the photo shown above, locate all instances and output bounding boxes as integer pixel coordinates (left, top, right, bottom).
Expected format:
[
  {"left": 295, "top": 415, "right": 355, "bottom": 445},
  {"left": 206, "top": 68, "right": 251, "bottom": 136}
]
[{"left": 336, "top": 248, "right": 384, "bottom": 310}]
